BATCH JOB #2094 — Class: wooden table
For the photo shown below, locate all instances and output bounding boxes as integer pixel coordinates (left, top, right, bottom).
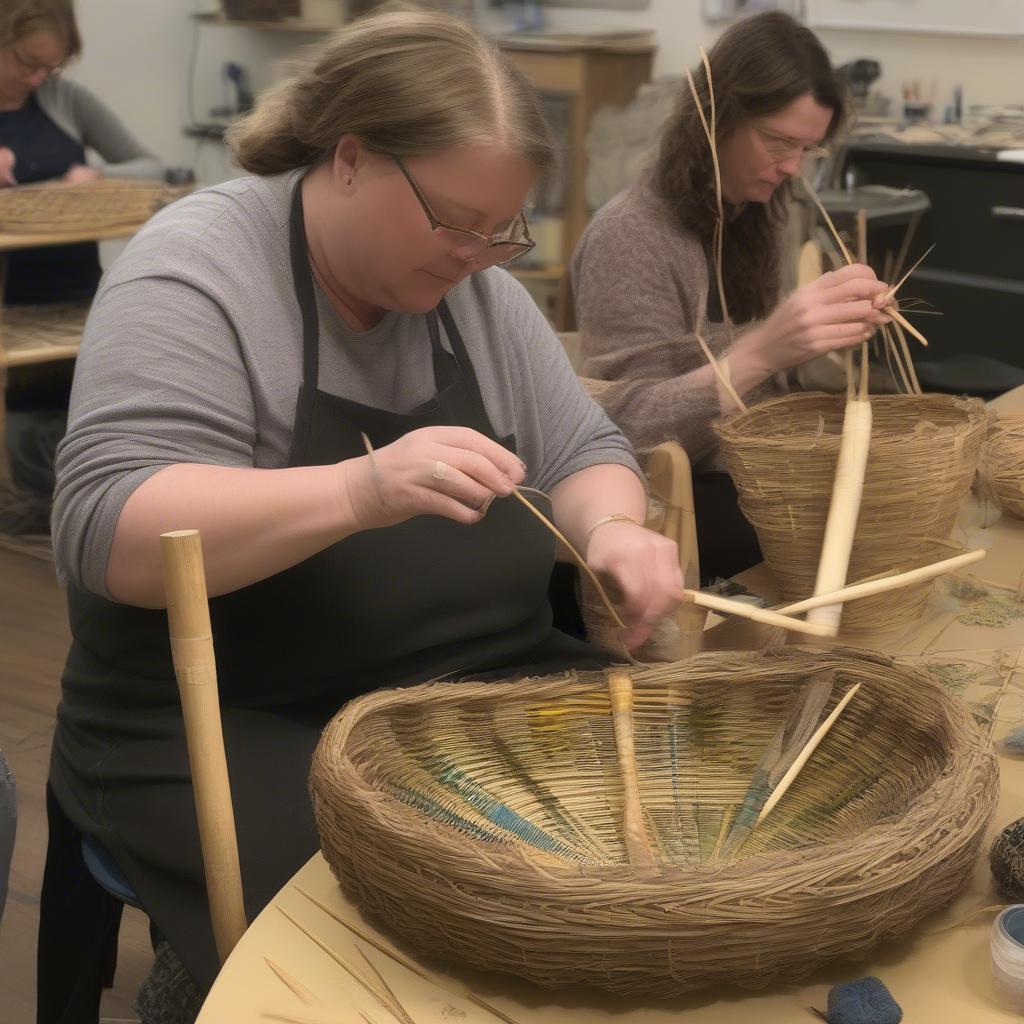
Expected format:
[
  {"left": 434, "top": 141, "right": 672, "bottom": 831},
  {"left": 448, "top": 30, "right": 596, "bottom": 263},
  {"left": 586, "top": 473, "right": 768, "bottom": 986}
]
[{"left": 198, "top": 391, "right": 1024, "bottom": 1023}]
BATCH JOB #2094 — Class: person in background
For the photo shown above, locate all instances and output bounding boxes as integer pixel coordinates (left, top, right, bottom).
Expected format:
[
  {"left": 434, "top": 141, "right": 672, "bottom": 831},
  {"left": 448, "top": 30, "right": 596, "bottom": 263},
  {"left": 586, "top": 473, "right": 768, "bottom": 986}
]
[
  {"left": 572, "top": 11, "right": 890, "bottom": 581},
  {"left": 0, "top": 0, "right": 161, "bottom": 520}
]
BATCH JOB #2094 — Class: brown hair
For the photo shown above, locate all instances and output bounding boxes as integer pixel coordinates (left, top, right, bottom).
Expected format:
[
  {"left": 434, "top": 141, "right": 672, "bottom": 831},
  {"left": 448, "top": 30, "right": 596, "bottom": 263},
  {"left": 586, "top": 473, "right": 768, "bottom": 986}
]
[
  {"left": 229, "top": 5, "right": 556, "bottom": 179},
  {"left": 0, "top": 0, "right": 82, "bottom": 59},
  {"left": 654, "top": 12, "right": 847, "bottom": 322}
]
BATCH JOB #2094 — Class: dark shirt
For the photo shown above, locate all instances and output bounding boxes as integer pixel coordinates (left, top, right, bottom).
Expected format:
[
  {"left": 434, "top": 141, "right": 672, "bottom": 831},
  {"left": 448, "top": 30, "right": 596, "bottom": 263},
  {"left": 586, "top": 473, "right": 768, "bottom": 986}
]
[{"left": 0, "top": 94, "right": 102, "bottom": 304}]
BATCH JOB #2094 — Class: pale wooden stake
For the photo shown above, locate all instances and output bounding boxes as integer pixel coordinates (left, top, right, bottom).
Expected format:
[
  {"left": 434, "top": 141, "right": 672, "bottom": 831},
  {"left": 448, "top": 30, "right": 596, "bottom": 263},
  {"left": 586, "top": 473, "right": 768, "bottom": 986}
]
[
  {"left": 607, "top": 671, "right": 657, "bottom": 867},
  {"left": 885, "top": 305, "right": 929, "bottom": 347},
  {"left": 755, "top": 683, "right": 862, "bottom": 824},
  {"left": 777, "top": 548, "right": 986, "bottom": 616},
  {"left": 803, "top": 399, "right": 873, "bottom": 636},
  {"left": 160, "top": 529, "right": 247, "bottom": 963}
]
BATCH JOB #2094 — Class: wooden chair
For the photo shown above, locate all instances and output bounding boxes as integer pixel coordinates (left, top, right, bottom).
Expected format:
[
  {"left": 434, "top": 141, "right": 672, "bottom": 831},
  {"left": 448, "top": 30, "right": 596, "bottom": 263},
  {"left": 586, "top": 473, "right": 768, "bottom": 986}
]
[{"left": 576, "top": 439, "right": 708, "bottom": 662}]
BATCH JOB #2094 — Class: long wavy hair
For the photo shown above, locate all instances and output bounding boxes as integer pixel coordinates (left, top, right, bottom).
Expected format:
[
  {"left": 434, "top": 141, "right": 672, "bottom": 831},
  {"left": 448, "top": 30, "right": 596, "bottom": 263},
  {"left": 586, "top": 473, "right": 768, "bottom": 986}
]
[{"left": 655, "top": 12, "right": 847, "bottom": 322}]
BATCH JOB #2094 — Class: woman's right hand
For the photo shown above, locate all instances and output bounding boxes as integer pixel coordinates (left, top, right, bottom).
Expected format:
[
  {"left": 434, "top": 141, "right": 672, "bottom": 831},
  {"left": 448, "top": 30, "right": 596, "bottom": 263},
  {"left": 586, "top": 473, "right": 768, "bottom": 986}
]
[
  {"left": 339, "top": 425, "right": 526, "bottom": 531},
  {"left": 0, "top": 148, "right": 16, "bottom": 187},
  {"left": 748, "top": 264, "right": 891, "bottom": 372}
]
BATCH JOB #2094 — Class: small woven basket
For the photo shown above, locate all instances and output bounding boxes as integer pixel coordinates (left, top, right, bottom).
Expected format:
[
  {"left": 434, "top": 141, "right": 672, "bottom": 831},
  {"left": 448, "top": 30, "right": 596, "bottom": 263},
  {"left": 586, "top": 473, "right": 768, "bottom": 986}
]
[
  {"left": 980, "top": 412, "right": 1024, "bottom": 520},
  {"left": 0, "top": 179, "right": 186, "bottom": 234},
  {"left": 717, "top": 392, "right": 986, "bottom": 643},
  {"left": 311, "top": 647, "right": 997, "bottom": 997}
]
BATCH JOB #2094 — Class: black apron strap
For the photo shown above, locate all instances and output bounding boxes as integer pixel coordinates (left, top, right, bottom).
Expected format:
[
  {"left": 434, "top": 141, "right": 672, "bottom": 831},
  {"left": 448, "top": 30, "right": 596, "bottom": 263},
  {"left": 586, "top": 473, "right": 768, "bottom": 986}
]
[
  {"left": 287, "top": 177, "right": 321, "bottom": 464},
  {"left": 426, "top": 308, "right": 462, "bottom": 392}
]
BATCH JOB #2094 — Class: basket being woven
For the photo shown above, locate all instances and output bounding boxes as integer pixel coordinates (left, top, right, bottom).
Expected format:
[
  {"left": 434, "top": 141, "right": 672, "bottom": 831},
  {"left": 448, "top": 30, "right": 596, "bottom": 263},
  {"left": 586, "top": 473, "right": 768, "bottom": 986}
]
[
  {"left": 0, "top": 179, "right": 185, "bottom": 234},
  {"left": 717, "top": 392, "right": 986, "bottom": 643},
  {"left": 980, "top": 412, "right": 1024, "bottom": 520},
  {"left": 311, "top": 647, "right": 997, "bottom": 997}
]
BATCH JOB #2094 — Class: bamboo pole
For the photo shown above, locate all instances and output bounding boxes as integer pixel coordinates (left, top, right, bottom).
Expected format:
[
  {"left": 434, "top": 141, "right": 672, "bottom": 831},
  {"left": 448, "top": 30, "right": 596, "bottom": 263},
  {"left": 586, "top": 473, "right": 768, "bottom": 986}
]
[
  {"left": 607, "top": 671, "right": 656, "bottom": 867},
  {"left": 755, "top": 683, "right": 862, "bottom": 825},
  {"left": 160, "top": 529, "right": 247, "bottom": 963},
  {"left": 777, "top": 548, "right": 986, "bottom": 617}
]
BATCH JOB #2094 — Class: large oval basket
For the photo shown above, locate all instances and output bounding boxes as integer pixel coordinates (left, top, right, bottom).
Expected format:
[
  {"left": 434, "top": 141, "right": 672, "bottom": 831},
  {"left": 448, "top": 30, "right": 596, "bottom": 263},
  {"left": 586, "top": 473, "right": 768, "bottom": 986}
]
[
  {"left": 310, "top": 648, "right": 997, "bottom": 997},
  {"left": 717, "top": 392, "right": 986, "bottom": 643}
]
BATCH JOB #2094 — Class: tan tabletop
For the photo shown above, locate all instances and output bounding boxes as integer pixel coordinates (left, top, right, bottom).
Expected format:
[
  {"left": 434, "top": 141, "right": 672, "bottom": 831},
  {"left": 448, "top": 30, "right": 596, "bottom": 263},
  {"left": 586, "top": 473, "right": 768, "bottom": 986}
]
[{"left": 199, "top": 389, "right": 1024, "bottom": 1023}]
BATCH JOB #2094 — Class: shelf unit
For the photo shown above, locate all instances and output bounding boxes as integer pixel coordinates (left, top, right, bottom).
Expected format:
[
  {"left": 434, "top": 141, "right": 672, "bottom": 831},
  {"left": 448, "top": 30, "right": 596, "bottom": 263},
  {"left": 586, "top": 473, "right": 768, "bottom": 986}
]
[
  {"left": 0, "top": 224, "right": 148, "bottom": 371},
  {"left": 190, "top": 14, "right": 655, "bottom": 328}
]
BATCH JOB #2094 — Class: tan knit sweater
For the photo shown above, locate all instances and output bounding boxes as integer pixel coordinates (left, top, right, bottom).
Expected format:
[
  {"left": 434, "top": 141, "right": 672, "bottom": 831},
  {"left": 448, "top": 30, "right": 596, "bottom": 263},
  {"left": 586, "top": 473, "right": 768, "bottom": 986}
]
[{"left": 571, "top": 176, "right": 789, "bottom": 466}]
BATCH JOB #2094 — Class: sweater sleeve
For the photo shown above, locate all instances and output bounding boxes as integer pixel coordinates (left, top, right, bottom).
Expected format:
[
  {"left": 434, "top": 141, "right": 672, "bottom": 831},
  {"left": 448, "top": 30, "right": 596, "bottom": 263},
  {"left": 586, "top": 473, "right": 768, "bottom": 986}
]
[
  {"left": 52, "top": 273, "right": 257, "bottom": 596},
  {"left": 570, "top": 192, "right": 733, "bottom": 462},
  {"left": 570, "top": 186, "right": 790, "bottom": 463},
  {"left": 59, "top": 78, "right": 164, "bottom": 180}
]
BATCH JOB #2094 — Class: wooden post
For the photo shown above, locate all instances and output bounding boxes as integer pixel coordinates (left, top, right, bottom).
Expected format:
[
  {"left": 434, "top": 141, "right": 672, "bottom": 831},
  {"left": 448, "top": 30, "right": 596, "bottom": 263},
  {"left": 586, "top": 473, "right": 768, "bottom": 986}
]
[
  {"left": 804, "top": 399, "right": 872, "bottom": 637},
  {"left": 160, "top": 529, "right": 247, "bottom": 963},
  {"left": 607, "top": 671, "right": 656, "bottom": 867}
]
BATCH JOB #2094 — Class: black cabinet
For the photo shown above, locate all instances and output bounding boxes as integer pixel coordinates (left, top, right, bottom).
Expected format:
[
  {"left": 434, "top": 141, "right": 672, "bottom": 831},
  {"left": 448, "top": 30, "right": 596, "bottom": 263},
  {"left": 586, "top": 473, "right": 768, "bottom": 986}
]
[{"left": 840, "top": 142, "right": 1024, "bottom": 372}]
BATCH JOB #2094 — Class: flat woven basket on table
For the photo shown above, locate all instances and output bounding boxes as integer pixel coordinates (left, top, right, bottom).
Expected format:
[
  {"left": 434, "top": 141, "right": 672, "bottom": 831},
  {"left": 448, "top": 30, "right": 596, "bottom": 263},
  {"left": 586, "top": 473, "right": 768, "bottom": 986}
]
[
  {"left": 717, "top": 392, "right": 986, "bottom": 643},
  {"left": 0, "top": 179, "right": 187, "bottom": 234},
  {"left": 310, "top": 647, "right": 997, "bottom": 997},
  {"left": 980, "top": 412, "right": 1024, "bottom": 520}
]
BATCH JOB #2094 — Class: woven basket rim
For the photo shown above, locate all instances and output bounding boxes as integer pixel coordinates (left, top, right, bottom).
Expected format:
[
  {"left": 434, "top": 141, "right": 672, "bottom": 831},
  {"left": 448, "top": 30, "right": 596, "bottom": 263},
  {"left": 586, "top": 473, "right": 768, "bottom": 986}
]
[
  {"left": 313, "top": 648, "right": 994, "bottom": 898},
  {"left": 717, "top": 391, "right": 986, "bottom": 449},
  {"left": 0, "top": 178, "right": 168, "bottom": 197}
]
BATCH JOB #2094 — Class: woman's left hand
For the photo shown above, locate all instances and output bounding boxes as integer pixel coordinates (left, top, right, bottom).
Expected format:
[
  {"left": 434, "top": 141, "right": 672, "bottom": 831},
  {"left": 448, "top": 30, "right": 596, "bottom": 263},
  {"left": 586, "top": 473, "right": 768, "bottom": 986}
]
[
  {"left": 62, "top": 164, "right": 101, "bottom": 184},
  {"left": 586, "top": 522, "right": 685, "bottom": 650}
]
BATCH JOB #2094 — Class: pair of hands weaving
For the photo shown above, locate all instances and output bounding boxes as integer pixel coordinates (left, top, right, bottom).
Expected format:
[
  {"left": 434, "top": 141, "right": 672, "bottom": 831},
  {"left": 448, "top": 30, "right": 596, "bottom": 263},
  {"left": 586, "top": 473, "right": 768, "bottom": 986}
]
[
  {"left": 350, "top": 425, "right": 988, "bottom": 653},
  {"left": 350, "top": 425, "right": 682, "bottom": 651}
]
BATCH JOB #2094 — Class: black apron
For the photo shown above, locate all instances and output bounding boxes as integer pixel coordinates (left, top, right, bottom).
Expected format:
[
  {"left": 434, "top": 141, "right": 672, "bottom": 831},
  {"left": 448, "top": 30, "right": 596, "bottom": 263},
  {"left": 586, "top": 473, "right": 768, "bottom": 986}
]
[{"left": 49, "top": 179, "right": 609, "bottom": 991}]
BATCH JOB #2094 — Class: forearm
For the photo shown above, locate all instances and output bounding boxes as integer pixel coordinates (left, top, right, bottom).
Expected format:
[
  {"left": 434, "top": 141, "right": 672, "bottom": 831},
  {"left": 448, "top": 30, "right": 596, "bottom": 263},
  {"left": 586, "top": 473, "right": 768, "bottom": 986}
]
[
  {"left": 550, "top": 463, "right": 647, "bottom": 555},
  {"left": 100, "top": 154, "right": 164, "bottom": 180},
  {"left": 716, "top": 325, "right": 777, "bottom": 413},
  {"left": 106, "top": 460, "right": 365, "bottom": 608}
]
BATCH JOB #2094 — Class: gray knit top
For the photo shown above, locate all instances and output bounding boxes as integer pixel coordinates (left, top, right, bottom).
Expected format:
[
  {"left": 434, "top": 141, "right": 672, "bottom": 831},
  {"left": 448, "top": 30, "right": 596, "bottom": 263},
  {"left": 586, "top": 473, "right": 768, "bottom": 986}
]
[
  {"left": 35, "top": 76, "right": 162, "bottom": 180},
  {"left": 571, "top": 176, "right": 789, "bottom": 465},
  {"left": 52, "top": 171, "right": 641, "bottom": 597}
]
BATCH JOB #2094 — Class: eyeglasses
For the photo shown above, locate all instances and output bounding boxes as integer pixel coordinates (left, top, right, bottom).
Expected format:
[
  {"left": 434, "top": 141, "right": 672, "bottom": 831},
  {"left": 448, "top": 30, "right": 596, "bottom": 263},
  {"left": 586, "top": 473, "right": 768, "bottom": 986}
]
[
  {"left": 392, "top": 156, "right": 535, "bottom": 267},
  {"left": 754, "top": 126, "right": 828, "bottom": 163},
  {"left": 9, "top": 46, "right": 64, "bottom": 78}
]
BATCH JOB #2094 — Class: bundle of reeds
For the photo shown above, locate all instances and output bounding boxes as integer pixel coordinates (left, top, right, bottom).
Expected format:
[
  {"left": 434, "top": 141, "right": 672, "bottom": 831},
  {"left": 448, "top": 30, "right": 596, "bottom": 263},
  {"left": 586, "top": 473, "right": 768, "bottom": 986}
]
[{"left": 310, "top": 647, "right": 997, "bottom": 997}]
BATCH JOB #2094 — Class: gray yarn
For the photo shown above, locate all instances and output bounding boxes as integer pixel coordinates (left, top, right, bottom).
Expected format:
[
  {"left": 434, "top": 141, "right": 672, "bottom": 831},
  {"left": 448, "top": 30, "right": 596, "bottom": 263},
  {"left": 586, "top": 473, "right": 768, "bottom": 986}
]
[{"left": 825, "top": 976, "right": 903, "bottom": 1024}]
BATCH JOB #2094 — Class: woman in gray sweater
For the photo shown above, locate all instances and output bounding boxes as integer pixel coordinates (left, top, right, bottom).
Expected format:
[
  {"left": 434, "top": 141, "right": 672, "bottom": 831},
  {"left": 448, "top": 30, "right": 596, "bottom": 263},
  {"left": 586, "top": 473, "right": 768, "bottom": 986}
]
[
  {"left": 41, "top": 10, "right": 682, "bottom": 1019},
  {"left": 572, "top": 12, "right": 890, "bottom": 579},
  {"left": 0, "top": 0, "right": 161, "bottom": 510}
]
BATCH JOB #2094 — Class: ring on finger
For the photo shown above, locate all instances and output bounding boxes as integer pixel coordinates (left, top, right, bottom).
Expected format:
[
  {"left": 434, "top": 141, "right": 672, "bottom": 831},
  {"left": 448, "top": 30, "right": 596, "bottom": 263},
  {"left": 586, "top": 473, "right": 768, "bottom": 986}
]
[{"left": 432, "top": 460, "right": 448, "bottom": 481}]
